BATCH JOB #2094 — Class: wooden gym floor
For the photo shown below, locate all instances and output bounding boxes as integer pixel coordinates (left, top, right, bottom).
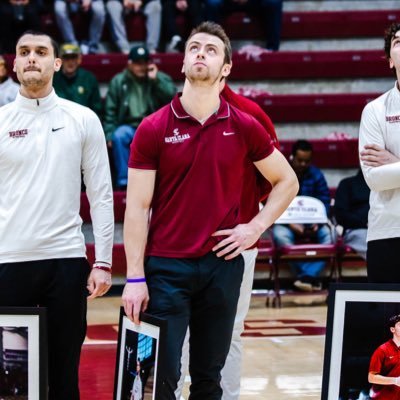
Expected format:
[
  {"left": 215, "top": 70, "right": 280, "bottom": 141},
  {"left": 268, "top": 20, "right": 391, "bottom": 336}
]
[{"left": 80, "top": 292, "right": 327, "bottom": 399}]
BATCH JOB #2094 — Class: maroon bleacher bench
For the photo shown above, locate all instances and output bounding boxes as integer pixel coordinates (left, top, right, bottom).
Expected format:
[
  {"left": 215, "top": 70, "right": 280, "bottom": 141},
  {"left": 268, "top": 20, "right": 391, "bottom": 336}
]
[
  {"left": 279, "top": 138, "right": 359, "bottom": 169},
  {"left": 6, "top": 52, "right": 384, "bottom": 84},
  {"left": 249, "top": 93, "right": 379, "bottom": 123},
  {"left": 4, "top": 50, "right": 383, "bottom": 83}
]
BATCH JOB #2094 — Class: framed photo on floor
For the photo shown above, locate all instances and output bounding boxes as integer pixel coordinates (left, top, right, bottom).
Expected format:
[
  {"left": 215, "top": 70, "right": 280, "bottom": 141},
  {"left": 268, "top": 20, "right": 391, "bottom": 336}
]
[
  {"left": 0, "top": 307, "right": 47, "bottom": 400},
  {"left": 322, "top": 283, "right": 400, "bottom": 400},
  {"left": 114, "top": 308, "right": 167, "bottom": 400}
]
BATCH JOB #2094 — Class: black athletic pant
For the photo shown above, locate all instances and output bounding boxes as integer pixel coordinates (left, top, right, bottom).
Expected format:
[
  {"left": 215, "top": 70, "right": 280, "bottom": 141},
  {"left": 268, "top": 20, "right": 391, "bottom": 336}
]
[
  {"left": 367, "top": 238, "right": 400, "bottom": 283},
  {"left": 0, "top": 258, "right": 90, "bottom": 400},
  {"left": 145, "top": 251, "right": 244, "bottom": 400}
]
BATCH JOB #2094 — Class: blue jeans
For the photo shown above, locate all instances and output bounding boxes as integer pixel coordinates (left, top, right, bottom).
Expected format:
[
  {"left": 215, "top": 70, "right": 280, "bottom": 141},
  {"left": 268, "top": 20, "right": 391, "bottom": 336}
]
[
  {"left": 106, "top": 0, "right": 161, "bottom": 52},
  {"left": 272, "top": 224, "right": 333, "bottom": 278},
  {"left": 112, "top": 124, "right": 136, "bottom": 187},
  {"left": 54, "top": 0, "right": 105, "bottom": 47}
]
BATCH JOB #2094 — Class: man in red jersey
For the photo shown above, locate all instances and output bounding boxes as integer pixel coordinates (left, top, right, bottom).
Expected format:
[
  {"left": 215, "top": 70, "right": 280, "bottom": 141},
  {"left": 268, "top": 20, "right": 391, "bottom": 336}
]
[
  {"left": 369, "top": 314, "right": 400, "bottom": 398},
  {"left": 122, "top": 21, "right": 298, "bottom": 400}
]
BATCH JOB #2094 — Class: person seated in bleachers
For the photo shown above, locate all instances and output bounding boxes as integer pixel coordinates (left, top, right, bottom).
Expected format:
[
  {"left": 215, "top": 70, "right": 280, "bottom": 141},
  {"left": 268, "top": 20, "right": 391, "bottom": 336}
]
[
  {"left": 106, "top": 0, "right": 161, "bottom": 54},
  {"left": 162, "top": 0, "right": 201, "bottom": 52},
  {"left": 54, "top": 0, "right": 106, "bottom": 54},
  {"left": 272, "top": 139, "right": 333, "bottom": 291},
  {"left": 104, "top": 45, "right": 176, "bottom": 189},
  {"left": 335, "top": 169, "right": 370, "bottom": 259},
  {"left": 53, "top": 43, "right": 103, "bottom": 118},
  {"left": 0, "top": 56, "right": 19, "bottom": 107},
  {"left": 224, "top": 0, "right": 283, "bottom": 51},
  {"left": 162, "top": 0, "right": 220, "bottom": 52},
  {"left": 0, "top": 0, "right": 41, "bottom": 54}
]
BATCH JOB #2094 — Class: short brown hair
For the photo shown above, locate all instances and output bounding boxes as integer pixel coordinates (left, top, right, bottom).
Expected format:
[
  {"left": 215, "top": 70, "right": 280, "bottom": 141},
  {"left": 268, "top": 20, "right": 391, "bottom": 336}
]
[
  {"left": 186, "top": 21, "right": 232, "bottom": 65},
  {"left": 384, "top": 22, "right": 400, "bottom": 60},
  {"left": 16, "top": 30, "right": 60, "bottom": 58}
]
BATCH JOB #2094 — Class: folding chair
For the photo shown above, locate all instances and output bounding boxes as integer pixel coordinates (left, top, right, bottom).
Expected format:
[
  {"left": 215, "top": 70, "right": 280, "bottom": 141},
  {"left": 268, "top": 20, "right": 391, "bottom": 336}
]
[
  {"left": 269, "top": 196, "right": 338, "bottom": 307},
  {"left": 335, "top": 236, "right": 366, "bottom": 280}
]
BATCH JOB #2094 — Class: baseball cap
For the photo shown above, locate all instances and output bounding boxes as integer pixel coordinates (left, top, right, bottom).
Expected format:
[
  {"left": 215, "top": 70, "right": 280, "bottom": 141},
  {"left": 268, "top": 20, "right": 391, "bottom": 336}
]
[
  {"left": 60, "top": 43, "right": 81, "bottom": 57},
  {"left": 128, "top": 45, "right": 149, "bottom": 62}
]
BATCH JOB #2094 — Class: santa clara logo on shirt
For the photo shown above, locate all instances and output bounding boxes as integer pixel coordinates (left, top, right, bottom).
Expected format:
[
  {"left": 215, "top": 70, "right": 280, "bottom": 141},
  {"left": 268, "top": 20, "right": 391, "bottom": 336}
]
[
  {"left": 9, "top": 129, "right": 28, "bottom": 138},
  {"left": 165, "top": 128, "right": 191, "bottom": 144}
]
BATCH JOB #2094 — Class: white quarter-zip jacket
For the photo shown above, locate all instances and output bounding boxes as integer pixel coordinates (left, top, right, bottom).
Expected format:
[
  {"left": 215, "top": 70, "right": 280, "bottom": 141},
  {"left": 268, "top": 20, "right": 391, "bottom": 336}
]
[
  {"left": 0, "top": 90, "right": 114, "bottom": 264},
  {"left": 359, "top": 82, "right": 400, "bottom": 242}
]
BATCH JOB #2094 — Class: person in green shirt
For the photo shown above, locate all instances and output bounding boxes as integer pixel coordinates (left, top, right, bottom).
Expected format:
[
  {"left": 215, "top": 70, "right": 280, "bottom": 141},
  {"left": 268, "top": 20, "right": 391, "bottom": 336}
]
[
  {"left": 53, "top": 43, "right": 103, "bottom": 119},
  {"left": 104, "top": 45, "right": 176, "bottom": 189}
]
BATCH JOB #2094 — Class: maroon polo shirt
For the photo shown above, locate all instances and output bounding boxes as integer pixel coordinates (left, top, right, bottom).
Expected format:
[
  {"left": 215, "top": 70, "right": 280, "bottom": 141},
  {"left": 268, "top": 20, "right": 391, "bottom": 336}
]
[
  {"left": 369, "top": 339, "right": 400, "bottom": 399},
  {"left": 128, "top": 94, "right": 274, "bottom": 258}
]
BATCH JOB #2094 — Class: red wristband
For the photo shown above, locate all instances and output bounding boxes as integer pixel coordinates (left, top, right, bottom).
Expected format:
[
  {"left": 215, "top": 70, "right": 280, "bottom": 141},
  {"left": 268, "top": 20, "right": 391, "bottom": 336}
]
[{"left": 93, "top": 265, "right": 112, "bottom": 274}]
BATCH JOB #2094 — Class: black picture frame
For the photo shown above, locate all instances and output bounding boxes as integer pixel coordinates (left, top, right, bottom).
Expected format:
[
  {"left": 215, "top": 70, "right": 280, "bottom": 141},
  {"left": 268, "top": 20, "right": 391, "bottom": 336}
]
[
  {"left": 322, "top": 283, "right": 400, "bottom": 400},
  {"left": 114, "top": 308, "right": 167, "bottom": 400},
  {"left": 0, "top": 307, "right": 47, "bottom": 400}
]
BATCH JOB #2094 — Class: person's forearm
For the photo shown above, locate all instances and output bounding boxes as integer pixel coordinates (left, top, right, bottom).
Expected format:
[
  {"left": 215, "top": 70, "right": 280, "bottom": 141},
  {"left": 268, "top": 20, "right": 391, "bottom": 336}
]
[
  {"left": 368, "top": 372, "right": 399, "bottom": 385},
  {"left": 248, "top": 174, "right": 299, "bottom": 234},
  {"left": 363, "top": 162, "right": 400, "bottom": 191},
  {"left": 123, "top": 206, "right": 150, "bottom": 278},
  {"left": 87, "top": 182, "right": 114, "bottom": 265}
]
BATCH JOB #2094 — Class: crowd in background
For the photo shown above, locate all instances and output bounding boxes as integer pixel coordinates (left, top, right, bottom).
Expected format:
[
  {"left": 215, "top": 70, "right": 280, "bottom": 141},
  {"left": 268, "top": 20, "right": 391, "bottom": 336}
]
[
  {"left": 0, "top": 0, "right": 283, "bottom": 54},
  {"left": 0, "top": 3, "right": 373, "bottom": 293}
]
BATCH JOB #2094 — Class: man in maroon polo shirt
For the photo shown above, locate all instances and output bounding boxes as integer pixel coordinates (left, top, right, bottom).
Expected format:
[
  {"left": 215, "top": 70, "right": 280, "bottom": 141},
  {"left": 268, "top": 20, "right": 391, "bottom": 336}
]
[
  {"left": 174, "top": 80, "right": 281, "bottom": 400},
  {"left": 122, "top": 21, "right": 298, "bottom": 400},
  {"left": 369, "top": 314, "right": 400, "bottom": 398}
]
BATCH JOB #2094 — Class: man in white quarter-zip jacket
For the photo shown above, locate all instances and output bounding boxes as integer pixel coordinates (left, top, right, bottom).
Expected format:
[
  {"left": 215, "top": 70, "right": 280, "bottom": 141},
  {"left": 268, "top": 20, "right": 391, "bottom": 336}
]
[
  {"left": 359, "top": 22, "right": 400, "bottom": 283},
  {"left": 0, "top": 30, "right": 114, "bottom": 400}
]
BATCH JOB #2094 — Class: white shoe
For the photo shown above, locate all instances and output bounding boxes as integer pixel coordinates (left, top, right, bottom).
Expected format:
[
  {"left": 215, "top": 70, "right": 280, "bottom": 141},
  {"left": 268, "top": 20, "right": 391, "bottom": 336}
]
[
  {"left": 80, "top": 43, "right": 90, "bottom": 55},
  {"left": 293, "top": 279, "right": 313, "bottom": 292},
  {"left": 166, "top": 35, "right": 182, "bottom": 53}
]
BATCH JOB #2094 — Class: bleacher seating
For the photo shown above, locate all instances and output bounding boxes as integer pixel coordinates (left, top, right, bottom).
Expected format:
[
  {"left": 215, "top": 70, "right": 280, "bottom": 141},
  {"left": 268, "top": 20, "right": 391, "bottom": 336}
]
[
  {"left": 4, "top": 50, "right": 387, "bottom": 82},
  {"left": 39, "top": 9, "right": 400, "bottom": 43},
  {"left": 4, "top": 8, "right": 393, "bottom": 83},
  {"left": 279, "top": 138, "right": 359, "bottom": 168},
  {"left": 250, "top": 93, "right": 379, "bottom": 123}
]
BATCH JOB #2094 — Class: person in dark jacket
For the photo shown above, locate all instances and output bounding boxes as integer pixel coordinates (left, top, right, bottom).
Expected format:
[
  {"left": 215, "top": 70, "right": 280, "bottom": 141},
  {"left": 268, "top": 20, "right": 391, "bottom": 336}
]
[
  {"left": 53, "top": 43, "right": 103, "bottom": 118},
  {"left": 104, "top": 44, "right": 176, "bottom": 189},
  {"left": 335, "top": 169, "right": 370, "bottom": 259}
]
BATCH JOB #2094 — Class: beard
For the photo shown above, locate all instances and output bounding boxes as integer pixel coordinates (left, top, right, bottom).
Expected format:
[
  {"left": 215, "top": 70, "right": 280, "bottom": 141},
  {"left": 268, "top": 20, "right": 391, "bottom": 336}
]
[
  {"left": 21, "top": 77, "right": 44, "bottom": 87},
  {"left": 185, "top": 63, "right": 224, "bottom": 86},
  {"left": 18, "top": 69, "right": 45, "bottom": 89}
]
